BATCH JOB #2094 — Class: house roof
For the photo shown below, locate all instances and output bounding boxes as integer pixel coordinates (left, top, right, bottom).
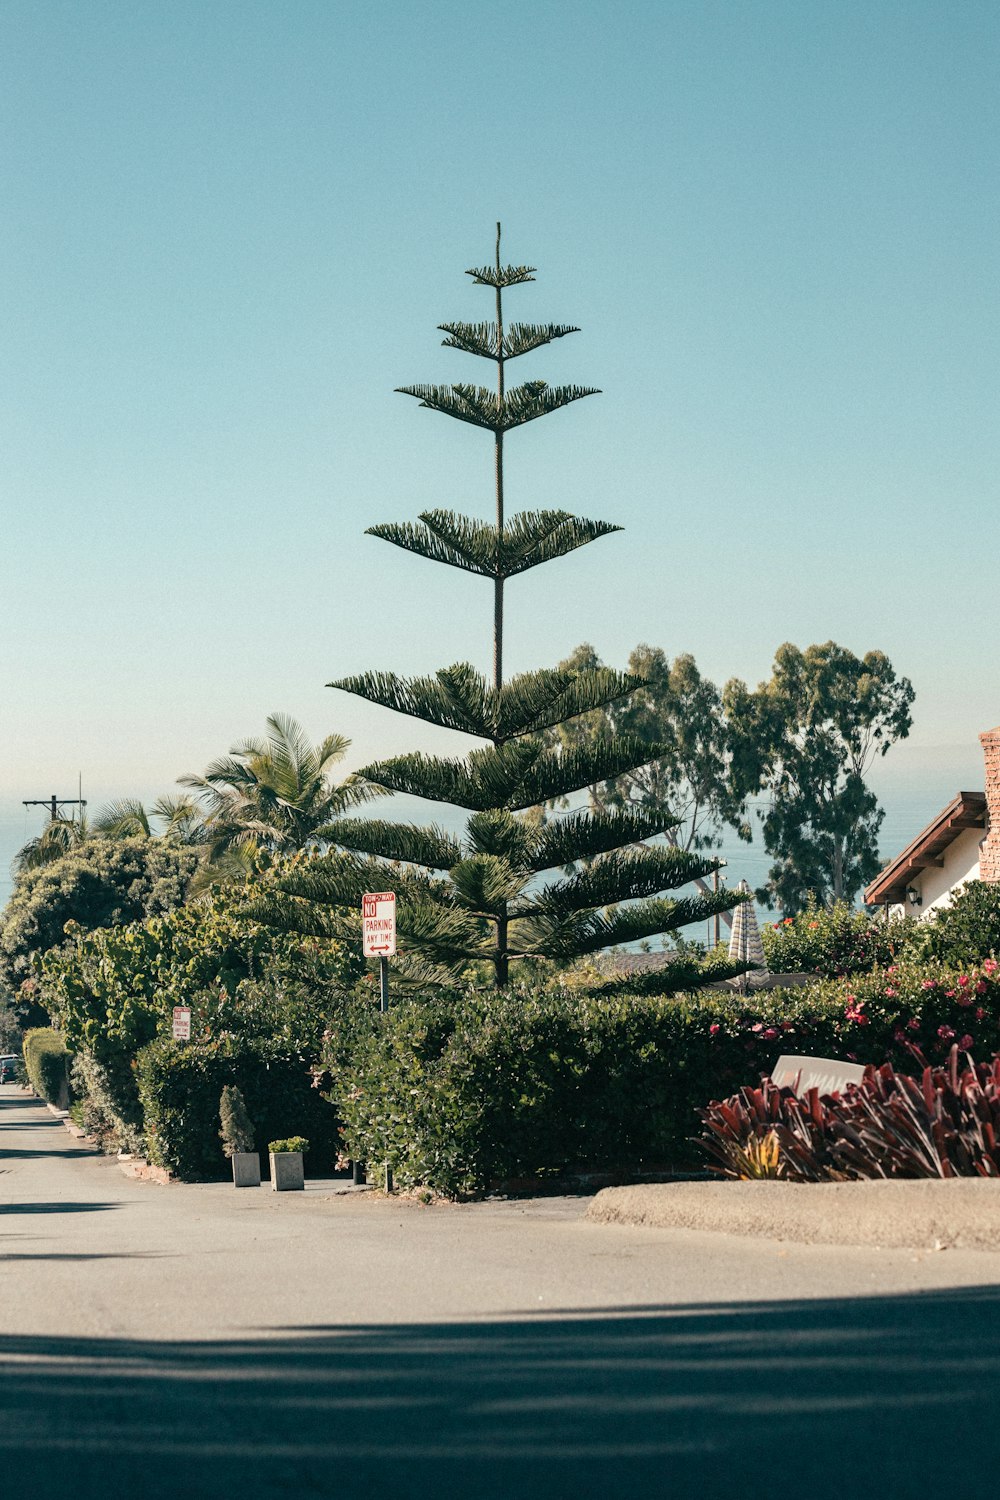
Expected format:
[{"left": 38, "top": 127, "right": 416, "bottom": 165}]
[{"left": 865, "top": 791, "right": 987, "bottom": 906}]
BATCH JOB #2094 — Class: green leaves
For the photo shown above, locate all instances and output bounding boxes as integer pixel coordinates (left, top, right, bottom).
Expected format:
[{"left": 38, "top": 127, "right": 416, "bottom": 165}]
[
  {"left": 525, "top": 846, "right": 724, "bottom": 920},
  {"left": 360, "top": 735, "right": 667, "bottom": 812},
  {"left": 526, "top": 889, "right": 747, "bottom": 963},
  {"left": 464, "top": 261, "right": 536, "bottom": 287},
  {"left": 317, "top": 819, "right": 461, "bottom": 871},
  {"left": 439, "top": 321, "right": 580, "bottom": 361},
  {"left": 529, "top": 807, "right": 681, "bottom": 871},
  {"left": 366, "top": 509, "right": 622, "bottom": 580},
  {"left": 329, "top": 661, "right": 639, "bottom": 743},
  {"left": 395, "top": 381, "right": 600, "bottom": 432}
]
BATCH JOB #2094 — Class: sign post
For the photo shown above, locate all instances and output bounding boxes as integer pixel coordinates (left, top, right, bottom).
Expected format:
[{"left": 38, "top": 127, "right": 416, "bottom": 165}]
[
  {"left": 362, "top": 891, "right": 396, "bottom": 1013},
  {"left": 172, "top": 1007, "right": 191, "bottom": 1042},
  {"left": 362, "top": 891, "right": 397, "bottom": 1192}
]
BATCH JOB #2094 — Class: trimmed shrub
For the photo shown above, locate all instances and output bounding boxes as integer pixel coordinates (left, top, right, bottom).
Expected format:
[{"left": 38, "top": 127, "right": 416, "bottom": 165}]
[
  {"left": 38, "top": 889, "right": 358, "bottom": 1152},
  {"left": 22, "top": 1026, "right": 72, "bottom": 1106},
  {"left": 269, "top": 1137, "right": 308, "bottom": 1154},
  {"left": 762, "top": 901, "right": 905, "bottom": 977},
  {"left": 219, "top": 1085, "right": 254, "bottom": 1156},
  {"left": 326, "top": 965, "right": 1000, "bottom": 1198},
  {"left": 135, "top": 1036, "right": 340, "bottom": 1181},
  {"left": 901, "top": 881, "right": 1000, "bottom": 967}
]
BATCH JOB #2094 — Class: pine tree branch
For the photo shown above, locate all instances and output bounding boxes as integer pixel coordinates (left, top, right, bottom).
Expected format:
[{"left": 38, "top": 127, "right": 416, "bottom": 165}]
[
  {"left": 360, "top": 735, "right": 669, "bottom": 813},
  {"left": 528, "top": 808, "right": 682, "bottom": 872},
  {"left": 328, "top": 662, "right": 640, "bottom": 743},
  {"left": 587, "top": 954, "right": 755, "bottom": 998},
  {"left": 395, "top": 381, "right": 600, "bottom": 433},
  {"left": 316, "top": 819, "right": 461, "bottom": 870},
  {"left": 527, "top": 888, "right": 748, "bottom": 961},
  {"left": 524, "top": 847, "right": 724, "bottom": 919},
  {"left": 438, "top": 321, "right": 580, "bottom": 361},
  {"left": 464, "top": 262, "right": 536, "bottom": 288},
  {"left": 366, "top": 509, "right": 622, "bottom": 581}
]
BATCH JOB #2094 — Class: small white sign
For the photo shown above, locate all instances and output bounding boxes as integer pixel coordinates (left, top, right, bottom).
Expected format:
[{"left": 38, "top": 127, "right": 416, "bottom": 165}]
[
  {"left": 771, "top": 1054, "right": 866, "bottom": 1097},
  {"left": 172, "top": 1007, "right": 192, "bottom": 1041},
  {"left": 362, "top": 891, "right": 396, "bottom": 957}
]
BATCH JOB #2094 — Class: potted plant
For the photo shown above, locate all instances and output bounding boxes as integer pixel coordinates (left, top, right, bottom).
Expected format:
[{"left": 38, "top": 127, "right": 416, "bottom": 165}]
[
  {"left": 269, "top": 1136, "right": 308, "bottom": 1191},
  {"left": 219, "top": 1085, "right": 260, "bottom": 1188}
]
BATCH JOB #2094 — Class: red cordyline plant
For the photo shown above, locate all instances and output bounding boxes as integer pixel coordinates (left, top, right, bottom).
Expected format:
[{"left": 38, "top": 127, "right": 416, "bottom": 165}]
[{"left": 698, "top": 1046, "right": 1000, "bottom": 1180}]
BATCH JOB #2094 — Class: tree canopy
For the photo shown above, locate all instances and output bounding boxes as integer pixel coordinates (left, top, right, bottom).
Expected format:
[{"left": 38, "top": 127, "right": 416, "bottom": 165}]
[
  {"left": 0, "top": 836, "right": 201, "bottom": 1002},
  {"left": 724, "top": 641, "right": 914, "bottom": 910},
  {"left": 250, "top": 227, "right": 747, "bottom": 990}
]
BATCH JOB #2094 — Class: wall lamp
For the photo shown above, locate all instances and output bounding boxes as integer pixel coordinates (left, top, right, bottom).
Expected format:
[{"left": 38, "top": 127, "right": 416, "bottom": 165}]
[{"left": 906, "top": 885, "right": 922, "bottom": 907}]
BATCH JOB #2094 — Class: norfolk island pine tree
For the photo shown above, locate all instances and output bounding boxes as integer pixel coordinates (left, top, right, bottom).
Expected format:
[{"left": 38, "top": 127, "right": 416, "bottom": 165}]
[{"left": 255, "top": 226, "right": 748, "bottom": 991}]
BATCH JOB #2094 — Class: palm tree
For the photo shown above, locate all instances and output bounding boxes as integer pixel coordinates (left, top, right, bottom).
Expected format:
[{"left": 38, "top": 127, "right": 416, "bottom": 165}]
[
  {"left": 179, "top": 713, "right": 382, "bottom": 862},
  {"left": 12, "top": 795, "right": 208, "bottom": 877},
  {"left": 91, "top": 794, "right": 207, "bottom": 844},
  {"left": 13, "top": 814, "right": 92, "bottom": 873}
]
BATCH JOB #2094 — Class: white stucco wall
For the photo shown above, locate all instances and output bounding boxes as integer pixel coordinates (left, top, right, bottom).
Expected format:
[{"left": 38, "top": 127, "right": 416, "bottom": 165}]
[{"left": 900, "top": 827, "right": 984, "bottom": 919}]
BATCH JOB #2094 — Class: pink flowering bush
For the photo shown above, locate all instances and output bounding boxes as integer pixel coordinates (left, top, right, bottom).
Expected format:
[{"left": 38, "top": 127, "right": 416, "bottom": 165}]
[{"left": 761, "top": 901, "right": 906, "bottom": 978}]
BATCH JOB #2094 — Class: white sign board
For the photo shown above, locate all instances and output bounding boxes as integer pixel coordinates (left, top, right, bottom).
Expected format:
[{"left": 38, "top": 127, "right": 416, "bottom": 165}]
[
  {"left": 172, "top": 1007, "right": 192, "bottom": 1041},
  {"left": 362, "top": 891, "right": 396, "bottom": 957},
  {"left": 771, "top": 1054, "right": 866, "bottom": 1097}
]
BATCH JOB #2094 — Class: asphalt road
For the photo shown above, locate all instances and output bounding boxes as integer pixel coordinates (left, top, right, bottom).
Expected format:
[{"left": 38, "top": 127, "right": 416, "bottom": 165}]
[{"left": 5, "top": 1083, "right": 1000, "bottom": 1497}]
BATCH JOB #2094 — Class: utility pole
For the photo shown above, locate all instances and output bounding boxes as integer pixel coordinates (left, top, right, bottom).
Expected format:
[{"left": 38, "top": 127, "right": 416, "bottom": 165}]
[{"left": 23, "top": 793, "right": 87, "bottom": 822}]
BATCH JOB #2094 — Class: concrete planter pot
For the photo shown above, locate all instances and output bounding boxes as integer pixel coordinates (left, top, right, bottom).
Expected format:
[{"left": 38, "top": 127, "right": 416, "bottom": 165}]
[
  {"left": 269, "top": 1151, "right": 305, "bottom": 1191},
  {"left": 232, "top": 1151, "right": 261, "bottom": 1188}
]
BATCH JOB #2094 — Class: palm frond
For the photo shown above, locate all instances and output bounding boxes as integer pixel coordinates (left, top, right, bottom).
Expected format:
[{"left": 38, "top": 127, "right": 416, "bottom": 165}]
[{"left": 92, "top": 798, "right": 152, "bottom": 838}]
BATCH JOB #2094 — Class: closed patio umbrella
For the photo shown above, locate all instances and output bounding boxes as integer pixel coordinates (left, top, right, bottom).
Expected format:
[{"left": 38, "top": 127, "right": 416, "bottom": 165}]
[{"left": 728, "top": 878, "right": 768, "bottom": 979}]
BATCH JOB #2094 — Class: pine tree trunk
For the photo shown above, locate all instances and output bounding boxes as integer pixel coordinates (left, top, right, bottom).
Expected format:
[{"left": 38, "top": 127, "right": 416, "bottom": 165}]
[{"left": 494, "top": 223, "right": 508, "bottom": 987}]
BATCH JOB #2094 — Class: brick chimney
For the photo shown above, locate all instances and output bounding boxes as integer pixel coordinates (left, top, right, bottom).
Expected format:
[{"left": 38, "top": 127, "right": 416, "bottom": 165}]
[{"left": 979, "top": 726, "right": 1000, "bottom": 882}]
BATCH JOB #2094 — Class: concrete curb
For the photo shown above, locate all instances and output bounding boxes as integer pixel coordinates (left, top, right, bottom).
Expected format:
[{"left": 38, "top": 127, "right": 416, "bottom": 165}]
[{"left": 587, "top": 1178, "right": 1000, "bottom": 1252}]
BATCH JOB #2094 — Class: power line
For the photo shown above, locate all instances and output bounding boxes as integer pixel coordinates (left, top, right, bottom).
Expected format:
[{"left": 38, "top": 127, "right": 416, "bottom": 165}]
[{"left": 22, "top": 793, "right": 87, "bottom": 822}]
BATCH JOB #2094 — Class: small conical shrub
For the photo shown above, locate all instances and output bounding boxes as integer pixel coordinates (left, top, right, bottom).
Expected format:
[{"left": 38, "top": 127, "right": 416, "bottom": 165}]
[{"left": 219, "top": 1084, "right": 254, "bottom": 1156}]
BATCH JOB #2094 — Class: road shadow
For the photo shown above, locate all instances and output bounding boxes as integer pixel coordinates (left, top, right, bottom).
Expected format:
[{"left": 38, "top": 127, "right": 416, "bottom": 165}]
[
  {"left": 2, "top": 1285, "right": 1000, "bottom": 1497},
  {"left": 0, "top": 1252, "right": 168, "bottom": 1262},
  {"left": 0, "top": 1202, "right": 119, "bottom": 1216},
  {"left": 0, "top": 1147, "right": 102, "bottom": 1160}
]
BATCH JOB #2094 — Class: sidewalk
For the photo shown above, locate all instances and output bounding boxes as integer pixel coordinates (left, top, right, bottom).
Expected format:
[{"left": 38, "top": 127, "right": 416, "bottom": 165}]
[{"left": 589, "top": 1177, "right": 1000, "bottom": 1250}]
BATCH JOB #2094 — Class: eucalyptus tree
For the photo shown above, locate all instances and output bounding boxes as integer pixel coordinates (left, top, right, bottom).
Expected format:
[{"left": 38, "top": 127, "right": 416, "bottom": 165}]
[
  {"left": 725, "top": 641, "right": 915, "bottom": 910},
  {"left": 255, "top": 228, "right": 745, "bottom": 989}
]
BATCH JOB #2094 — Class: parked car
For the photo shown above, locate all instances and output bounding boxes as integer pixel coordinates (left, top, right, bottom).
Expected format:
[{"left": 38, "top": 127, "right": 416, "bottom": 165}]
[{"left": 0, "top": 1054, "right": 19, "bottom": 1083}]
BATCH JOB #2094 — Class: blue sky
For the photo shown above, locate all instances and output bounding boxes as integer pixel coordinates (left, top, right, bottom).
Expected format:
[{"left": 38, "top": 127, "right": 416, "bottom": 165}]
[{"left": 0, "top": 1, "right": 997, "bottom": 890}]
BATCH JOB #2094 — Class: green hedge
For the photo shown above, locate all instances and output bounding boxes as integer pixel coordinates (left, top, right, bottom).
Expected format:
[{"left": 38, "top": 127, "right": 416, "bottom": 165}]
[
  {"left": 761, "top": 901, "right": 906, "bottom": 977},
  {"left": 135, "top": 1036, "right": 341, "bottom": 1181},
  {"left": 22, "top": 1026, "right": 72, "bottom": 1106},
  {"left": 327, "top": 966, "right": 1000, "bottom": 1198}
]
